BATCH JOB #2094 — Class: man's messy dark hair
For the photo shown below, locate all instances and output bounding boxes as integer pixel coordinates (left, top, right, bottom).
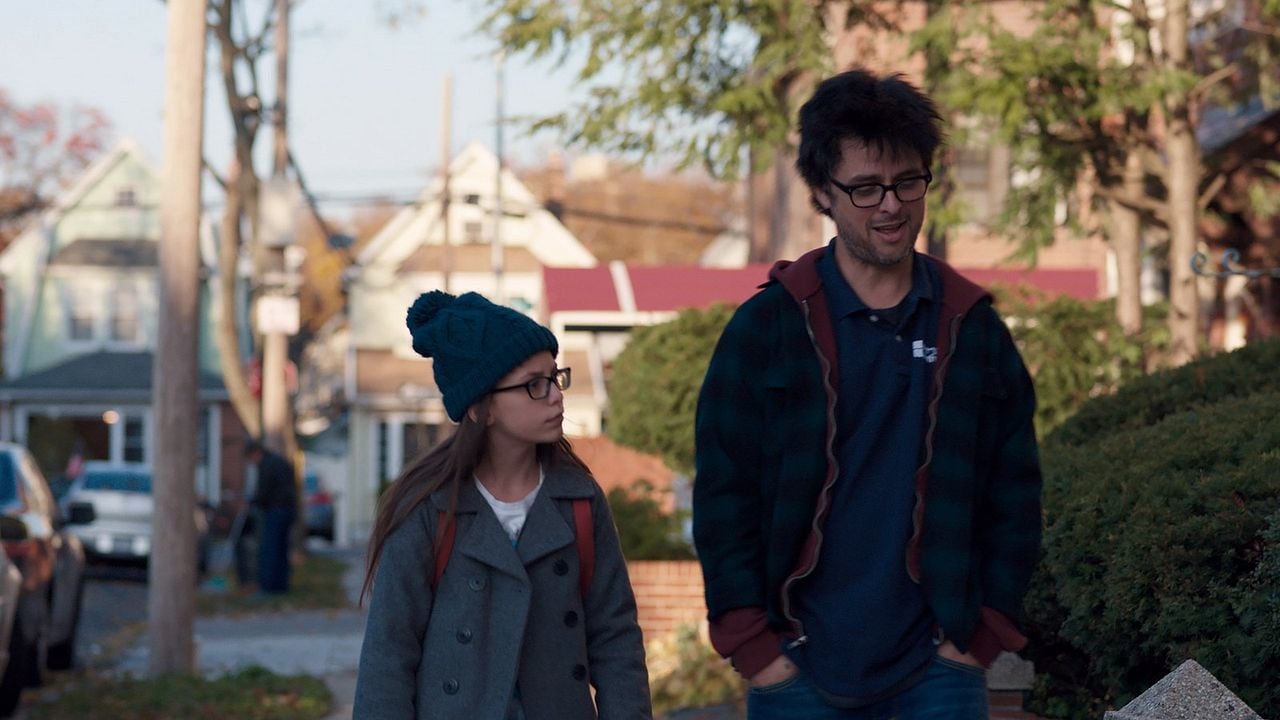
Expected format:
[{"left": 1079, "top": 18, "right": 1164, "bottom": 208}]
[{"left": 796, "top": 69, "right": 944, "bottom": 215}]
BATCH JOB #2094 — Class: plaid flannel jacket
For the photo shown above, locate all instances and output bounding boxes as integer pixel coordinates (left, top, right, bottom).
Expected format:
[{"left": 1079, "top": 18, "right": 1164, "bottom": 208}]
[{"left": 692, "top": 248, "right": 1042, "bottom": 678}]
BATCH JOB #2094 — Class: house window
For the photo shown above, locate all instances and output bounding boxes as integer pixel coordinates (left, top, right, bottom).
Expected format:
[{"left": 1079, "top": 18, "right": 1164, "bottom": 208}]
[
  {"left": 67, "top": 286, "right": 96, "bottom": 341},
  {"left": 463, "top": 220, "right": 484, "bottom": 244},
  {"left": 124, "top": 418, "right": 145, "bottom": 463},
  {"left": 402, "top": 423, "right": 439, "bottom": 464},
  {"left": 954, "top": 144, "right": 1011, "bottom": 226},
  {"left": 111, "top": 284, "right": 140, "bottom": 343},
  {"left": 377, "top": 421, "right": 390, "bottom": 485},
  {"left": 115, "top": 187, "right": 137, "bottom": 208},
  {"left": 463, "top": 194, "right": 481, "bottom": 205}
]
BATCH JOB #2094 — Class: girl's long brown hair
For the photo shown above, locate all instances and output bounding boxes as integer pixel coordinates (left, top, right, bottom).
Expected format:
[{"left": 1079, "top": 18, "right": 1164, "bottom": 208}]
[{"left": 359, "top": 399, "right": 590, "bottom": 605}]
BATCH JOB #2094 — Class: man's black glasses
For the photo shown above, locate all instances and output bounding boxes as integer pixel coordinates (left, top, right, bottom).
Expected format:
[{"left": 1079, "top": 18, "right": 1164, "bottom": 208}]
[
  {"left": 489, "top": 368, "right": 571, "bottom": 400},
  {"left": 830, "top": 170, "right": 933, "bottom": 208}
]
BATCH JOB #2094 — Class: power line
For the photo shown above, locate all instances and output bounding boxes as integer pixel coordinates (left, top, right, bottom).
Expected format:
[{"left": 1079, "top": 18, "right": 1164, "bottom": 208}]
[{"left": 304, "top": 190, "right": 731, "bottom": 235}]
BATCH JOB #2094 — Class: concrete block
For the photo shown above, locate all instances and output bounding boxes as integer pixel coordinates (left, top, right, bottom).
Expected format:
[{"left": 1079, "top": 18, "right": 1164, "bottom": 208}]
[{"left": 1103, "top": 659, "right": 1261, "bottom": 720}]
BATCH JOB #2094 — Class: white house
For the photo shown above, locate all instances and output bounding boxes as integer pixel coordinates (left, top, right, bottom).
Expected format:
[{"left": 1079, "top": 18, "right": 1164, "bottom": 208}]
[
  {"left": 324, "top": 142, "right": 596, "bottom": 546},
  {"left": 0, "top": 139, "right": 248, "bottom": 504}
]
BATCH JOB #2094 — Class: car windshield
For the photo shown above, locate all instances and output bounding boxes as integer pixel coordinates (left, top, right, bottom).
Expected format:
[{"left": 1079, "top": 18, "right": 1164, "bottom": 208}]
[
  {"left": 82, "top": 469, "right": 152, "bottom": 494},
  {"left": 0, "top": 454, "right": 18, "bottom": 506}
]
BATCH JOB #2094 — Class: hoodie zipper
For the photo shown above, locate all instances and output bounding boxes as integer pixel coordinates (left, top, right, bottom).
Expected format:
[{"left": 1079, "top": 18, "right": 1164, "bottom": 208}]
[
  {"left": 779, "top": 298, "right": 842, "bottom": 648},
  {"left": 906, "top": 311, "right": 964, "bottom": 583}
]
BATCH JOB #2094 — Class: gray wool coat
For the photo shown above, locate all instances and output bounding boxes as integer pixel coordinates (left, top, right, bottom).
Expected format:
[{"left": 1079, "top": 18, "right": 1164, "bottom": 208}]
[{"left": 353, "top": 465, "right": 652, "bottom": 719}]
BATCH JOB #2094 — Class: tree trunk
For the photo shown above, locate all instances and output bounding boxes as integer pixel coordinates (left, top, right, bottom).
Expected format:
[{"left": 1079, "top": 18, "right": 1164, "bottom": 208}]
[
  {"left": 1163, "top": 0, "right": 1201, "bottom": 365},
  {"left": 217, "top": 163, "right": 261, "bottom": 440},
  {"left": 1111, "top": 152, "right": 1144, "bottom": 335},
  {"left": 149, "top": 0, "right": 205, "bottom": 677},
  {"left": 752, "top": 143, "right": 824, "bottom": 262},
  {"left": 211, "top": 0, "right": 262, "bottom": 440}
]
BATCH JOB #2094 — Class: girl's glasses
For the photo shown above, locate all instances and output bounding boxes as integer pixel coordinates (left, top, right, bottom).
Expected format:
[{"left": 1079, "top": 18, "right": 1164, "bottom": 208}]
[{"left": 489, "top": 367, "right": 571, "bottom": 400}]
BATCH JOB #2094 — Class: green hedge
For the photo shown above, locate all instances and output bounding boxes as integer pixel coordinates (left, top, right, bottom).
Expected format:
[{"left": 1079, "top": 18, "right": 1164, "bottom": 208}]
[
  {"left": 1048, "top": 338, "right": 1280, "bottom": 448},
  {"left": 607, "top": 303, "right": 735, "bottom": 475},
  {"left": 1027, "top": 340, "right": 1280, "bottom": 718},
  {"left": 989, "top": 288, "right": 1168, "bottom": 437},
  {"left": 607, "top": 480, "right": 695, "bottom": 561}
]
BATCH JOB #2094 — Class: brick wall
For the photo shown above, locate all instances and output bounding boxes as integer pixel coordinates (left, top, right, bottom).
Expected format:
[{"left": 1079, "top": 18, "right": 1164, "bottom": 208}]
[{"left": 628, "top": 560, "right": 706, "bottom": 644}]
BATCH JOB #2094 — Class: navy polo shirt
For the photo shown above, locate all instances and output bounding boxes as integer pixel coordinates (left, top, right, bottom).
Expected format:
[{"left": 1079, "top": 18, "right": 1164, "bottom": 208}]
[{"left": 785, "top": 243, "right": 941, "bottom": 706}]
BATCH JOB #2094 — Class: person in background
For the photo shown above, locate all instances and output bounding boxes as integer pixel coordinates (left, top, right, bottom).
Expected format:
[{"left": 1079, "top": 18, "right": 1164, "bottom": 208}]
[
  {"left": 245, "top": 439, "right": 297, "bottom": 595},
  {"left": 354, "top": 290, "right": 650, "bottom": 719},
  {"left": 692, "top": 68, "right": 1043, "bottom": 718}
]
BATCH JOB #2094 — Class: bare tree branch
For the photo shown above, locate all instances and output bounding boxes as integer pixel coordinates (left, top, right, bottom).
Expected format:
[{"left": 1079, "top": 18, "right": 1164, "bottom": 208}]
[
  {"left": 1198, "top": 171, "right": 1228, "bottom": 210},
  {"left": 1191, "top": 62, "right": 1239, "bottom": 100},
  {"left": 204, "top": 158, "right": 227, "bottom": 190}
]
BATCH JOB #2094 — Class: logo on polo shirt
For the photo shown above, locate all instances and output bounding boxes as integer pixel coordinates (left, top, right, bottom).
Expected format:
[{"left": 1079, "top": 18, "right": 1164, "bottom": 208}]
[{"left": 912, "top": 340, "right": 938, "bottom": 364}]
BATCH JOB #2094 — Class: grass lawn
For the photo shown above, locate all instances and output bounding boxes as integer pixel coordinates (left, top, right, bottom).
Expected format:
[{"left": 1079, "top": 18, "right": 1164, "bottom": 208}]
[
  {"left": 197, "top": 552, "right": 353, "bottom": 616},
  {"left": 29, "top": 552, "right": 354, "bottom": 719},
  {"left": 29, "top": 666, "right": 331, "bottom": 720}
]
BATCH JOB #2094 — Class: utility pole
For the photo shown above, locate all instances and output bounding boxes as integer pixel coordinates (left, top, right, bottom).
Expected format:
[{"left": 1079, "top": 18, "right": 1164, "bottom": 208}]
[
  {"left": 260, "top": 0, "right": 295, "bottom": 454},
  {"left": 441, "top": 74, "right": 453, "bottom": 294},
  {"left": 149, "top": 0, "right": 206, "bottom": 676},
  {"left": 492, "top": 50, "right": 505, "bottom": 305}
]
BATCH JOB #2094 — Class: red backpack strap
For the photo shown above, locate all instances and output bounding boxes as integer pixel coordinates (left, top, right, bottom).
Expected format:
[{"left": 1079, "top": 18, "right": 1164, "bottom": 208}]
[
  {"left": 573, "top": 498, "right": 594, "bottom": 597},
  {"left": 432, "top": 510, "right": 456, "bottom": 591}
]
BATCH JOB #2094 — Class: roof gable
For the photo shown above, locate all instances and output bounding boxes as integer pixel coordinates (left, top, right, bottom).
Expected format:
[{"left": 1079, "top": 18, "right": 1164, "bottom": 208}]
[{"left": 357, "top": 142, "right": 596, "bottom": 272}]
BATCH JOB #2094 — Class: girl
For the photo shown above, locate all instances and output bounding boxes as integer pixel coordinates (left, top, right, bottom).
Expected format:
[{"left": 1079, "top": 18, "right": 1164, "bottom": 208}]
[{"left": 354, "top": 290, "right": 652, "bottom": 720}]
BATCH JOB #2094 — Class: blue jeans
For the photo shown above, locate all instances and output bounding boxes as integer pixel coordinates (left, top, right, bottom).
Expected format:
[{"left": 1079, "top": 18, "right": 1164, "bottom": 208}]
[
  {"left": 257, "top": 505, "right": 296, "bottom": 594},
  {"left": 747, "top": 655, "right": 989, "bottom": 720}
]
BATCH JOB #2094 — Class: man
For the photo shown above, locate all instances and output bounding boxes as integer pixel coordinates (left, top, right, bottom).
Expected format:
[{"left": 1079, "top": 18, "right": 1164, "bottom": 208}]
[
  {"left": 245, "top": 440, "right": 298, "bottom": 595},
  {"left": 692, "top": 69, "right": 1042, "bottom": 718}
]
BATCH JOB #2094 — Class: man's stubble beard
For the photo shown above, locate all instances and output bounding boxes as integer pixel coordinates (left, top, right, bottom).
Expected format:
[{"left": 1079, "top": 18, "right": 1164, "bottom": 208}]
[{"left": 839, "top": 229, "right": 915, "bottom": 268}]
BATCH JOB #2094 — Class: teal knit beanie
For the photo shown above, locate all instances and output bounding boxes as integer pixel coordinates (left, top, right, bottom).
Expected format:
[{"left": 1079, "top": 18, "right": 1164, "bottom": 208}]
[{"left": 406, "top": 290, "right": 559, "bottom": 422}]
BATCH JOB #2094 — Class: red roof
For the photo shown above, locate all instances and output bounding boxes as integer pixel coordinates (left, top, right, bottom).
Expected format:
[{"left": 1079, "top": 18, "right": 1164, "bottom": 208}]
[
  {"left": 627, "top": 265, "right": 771, "bottom": 312},
  {"left": 543, "top": 262, "right": 1100, "bottom": 316},
  {"left": 543, "top": 263, "right": 771, "bottom": 315},
  {"left": 543, "top": 266, "right": 620, "bottom": 313},
  {"left": 956, "top": 267, "right": 1099, "bottom": 301}
]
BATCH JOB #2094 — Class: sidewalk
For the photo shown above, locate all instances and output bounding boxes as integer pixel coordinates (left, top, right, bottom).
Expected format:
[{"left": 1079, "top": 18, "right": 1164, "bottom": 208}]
[{"left": 112, "top": 543, "right": 367, "bottom": 720}]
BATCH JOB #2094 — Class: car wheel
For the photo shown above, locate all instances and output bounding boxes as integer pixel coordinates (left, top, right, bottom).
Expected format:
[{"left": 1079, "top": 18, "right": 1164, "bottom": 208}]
[
  {"left": 0, "top": 615, "right": 28, "bottom": 717},
  {"left": 21, "top": 614, "right": 46, "bottom": 689},
  {"left": 46, "top": 576, "right": 83, "bottom": 670}
]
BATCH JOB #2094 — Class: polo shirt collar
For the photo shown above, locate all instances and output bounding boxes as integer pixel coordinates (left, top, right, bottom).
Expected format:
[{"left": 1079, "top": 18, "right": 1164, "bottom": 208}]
[{"left": 819, "top": 241, "right": 934, "bottom": 319}]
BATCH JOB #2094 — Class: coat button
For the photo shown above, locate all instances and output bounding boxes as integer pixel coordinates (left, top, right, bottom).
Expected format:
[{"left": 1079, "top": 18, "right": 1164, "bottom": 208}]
[
  {"left": 468, "top": 576, "right": 486, "bottom": 591},
  {"left": 456, "top": 628, "right": 472, "bottom": 644},
  {"left": 563, "top": 610, "right": 579, "bottom": 628},
  {"left": 571, "top": 664, "right": 587, "bottom": 681},
  {"left": 443, "top": 678, "right": 460, "bottom": 694},
  {"left": 553, "top": 559, "right": 569, "bottom": 575}
]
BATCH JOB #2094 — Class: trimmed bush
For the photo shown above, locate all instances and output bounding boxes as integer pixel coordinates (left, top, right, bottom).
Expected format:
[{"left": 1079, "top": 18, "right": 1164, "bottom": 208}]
[
  {"left": 607, "top": 480, "right": 694, "bottom": 561},
  {"left": 607, "top": 304, "right": 736, "bottom": 475},
  {"left": 1027, "top": 340, "right": 1280, "bottom": 718},
  {"left": 1048, "top": 338, "right": 1280, "bottom": 448},
  {"left": 647, "top": 624, "right": 745, "bottom": 718}
]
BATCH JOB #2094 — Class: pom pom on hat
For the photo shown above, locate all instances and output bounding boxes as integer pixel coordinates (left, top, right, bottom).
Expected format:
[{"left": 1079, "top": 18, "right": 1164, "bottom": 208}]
[
  {"left": 405, "top": 290, "right": 559, "bottom": 421},
  {"left": 406, "top": 290, "right": 454, "bottom": 346}
]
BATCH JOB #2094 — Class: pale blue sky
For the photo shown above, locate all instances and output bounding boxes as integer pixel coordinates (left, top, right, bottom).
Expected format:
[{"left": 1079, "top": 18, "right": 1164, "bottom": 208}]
[{"left": 2, "top": 0, "right": 585, "bottom": 207}]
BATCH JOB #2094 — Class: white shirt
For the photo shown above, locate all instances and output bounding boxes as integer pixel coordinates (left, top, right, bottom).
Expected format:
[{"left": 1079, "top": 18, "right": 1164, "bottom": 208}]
[{"left": 474, "top": 467, "right": 544, "bottom": 543}]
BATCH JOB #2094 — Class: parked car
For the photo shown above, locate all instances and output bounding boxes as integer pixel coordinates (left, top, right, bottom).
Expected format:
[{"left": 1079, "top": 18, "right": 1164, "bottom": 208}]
[
  {"left": 0, "top": 442, "right": 87, "bottom": 711},
  {"left": 0, "top": 547, "right": 24, "bottom": 717},
  {"left": 59, "top": 462, "right": 210, "bottom": 574},
  {"left": 303, "top": 472, "right": 334, "bottom": 542}
]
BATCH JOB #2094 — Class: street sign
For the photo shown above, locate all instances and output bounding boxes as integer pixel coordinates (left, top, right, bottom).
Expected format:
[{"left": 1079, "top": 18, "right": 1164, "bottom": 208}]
[{"left": 255, "top": 295, "right": 300, "bottom": 335}]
